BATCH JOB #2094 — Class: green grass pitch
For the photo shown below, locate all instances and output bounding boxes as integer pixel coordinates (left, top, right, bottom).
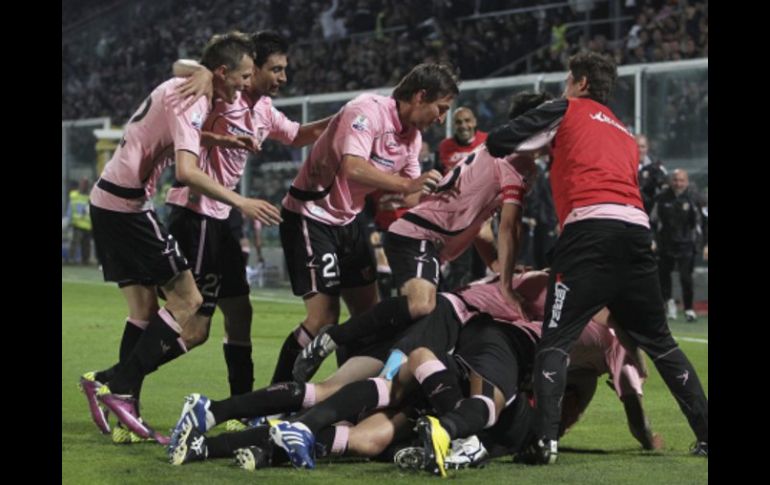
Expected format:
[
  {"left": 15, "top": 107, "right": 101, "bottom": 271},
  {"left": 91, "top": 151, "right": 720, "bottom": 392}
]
[{"left": 62, "top": 266, "right": 708, "bottom": 484}]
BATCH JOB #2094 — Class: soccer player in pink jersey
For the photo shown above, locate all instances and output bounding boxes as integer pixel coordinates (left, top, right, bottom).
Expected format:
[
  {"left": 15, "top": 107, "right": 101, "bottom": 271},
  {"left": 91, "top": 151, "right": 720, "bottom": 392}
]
[
  {"left": 164, "top": 269, "right": 543, "bottom": 470},
  {"left": 293, "top": 92, "right": 555, "bottom": 383},
  {"left": 270, "top": 64, "right": 454, "bottom": 383},
  {"left": 165, "top": 270, "right": 660, "bottom": 473},
  {"left": 156, "top": 32, "right": 333, "bottom": 415},
  {"left": 79, "top": 32, "right": 262, "bottom": 442},
  {"left": 260, "top": 270, "right": 545, "bottom": 472}
]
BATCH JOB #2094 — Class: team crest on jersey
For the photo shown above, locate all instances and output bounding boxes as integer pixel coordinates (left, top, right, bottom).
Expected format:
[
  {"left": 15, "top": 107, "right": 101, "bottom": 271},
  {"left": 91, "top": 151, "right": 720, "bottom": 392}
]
[
  {"left": 352, "top": 115, "right": 369, "bottom": 132},
  {"left": 191, "top": 111, "right": 204, "bottom": 130},
  {"left": 682, "top": 202, "right": 690, "bottom": 211}
]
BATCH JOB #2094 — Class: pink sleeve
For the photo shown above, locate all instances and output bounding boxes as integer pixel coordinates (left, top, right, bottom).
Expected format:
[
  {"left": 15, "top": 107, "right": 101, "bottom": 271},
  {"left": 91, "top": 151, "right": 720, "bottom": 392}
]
[
  {"left": 267, "top": 105, "right": 300, "bottom": 144},
  {"left": 337, "top": 105, "right": 378, "bottom": 160},
  {"left": 166, "top": 94, "right": 206, "bottom": 155},
  {"left": 497, "top": 158, "right": 526, "bottom": 205}
]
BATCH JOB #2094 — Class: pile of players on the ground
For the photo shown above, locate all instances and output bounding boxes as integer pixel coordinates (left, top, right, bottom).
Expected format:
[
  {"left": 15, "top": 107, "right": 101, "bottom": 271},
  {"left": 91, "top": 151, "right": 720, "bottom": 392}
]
[
  {"left": 77, "top": 28, "right": 707, "bottom": 478},
  {"left": 163, "top": 270, "right": 664, "bottom": 476}
]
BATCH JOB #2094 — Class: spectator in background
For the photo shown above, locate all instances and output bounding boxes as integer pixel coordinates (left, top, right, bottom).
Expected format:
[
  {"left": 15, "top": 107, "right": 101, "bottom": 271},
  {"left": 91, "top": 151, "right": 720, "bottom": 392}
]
[
  {"left": 67, "top": 177, "right": 93, "bottom": 265},
  {"left": 635, "top": 133, "right": 668, "bottom": 215},
  {"left": 700, "top": 193, "right": 708, "bottom": 263},
  {"left": 319, "top": 0, "right": 347, "bottom": 40},
  {"left": 652, "top": 169, "right": 705, "bottom": 322},
  {"left": 63, "top": 0, "right": 708, "bottom": 121},
  {"left": 523, "top": 156, "right": 559, "bottom": 270}
]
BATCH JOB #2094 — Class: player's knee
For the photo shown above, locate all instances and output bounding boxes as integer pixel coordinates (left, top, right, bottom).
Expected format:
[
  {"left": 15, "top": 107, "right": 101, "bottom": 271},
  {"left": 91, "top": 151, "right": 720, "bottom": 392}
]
[
  {"left": 407, "top": 347, "right": 435, "bottom": 368},
  {"left": 406, "top": 298, "right": 435, "bottom": 319},
  {"left": 350, "top": 431, "right": 390, "bottom": 457}
]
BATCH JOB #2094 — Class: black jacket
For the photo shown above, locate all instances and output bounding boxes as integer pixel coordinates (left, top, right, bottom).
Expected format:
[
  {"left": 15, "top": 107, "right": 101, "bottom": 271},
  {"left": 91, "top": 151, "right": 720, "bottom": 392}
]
[{"left": 653, "top": 187, "right": 704, "bottom": 252}]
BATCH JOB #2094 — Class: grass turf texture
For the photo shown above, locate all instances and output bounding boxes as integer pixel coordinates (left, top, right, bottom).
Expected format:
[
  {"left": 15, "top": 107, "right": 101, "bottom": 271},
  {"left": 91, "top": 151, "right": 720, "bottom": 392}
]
[{"left": 62, "top": 266, "right": 708, "bottom": 484}]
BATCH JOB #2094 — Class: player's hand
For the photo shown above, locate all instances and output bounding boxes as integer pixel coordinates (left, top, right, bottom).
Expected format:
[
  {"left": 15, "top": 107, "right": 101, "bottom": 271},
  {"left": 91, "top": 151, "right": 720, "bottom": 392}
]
[
  {"left": 409, "top": 169, "right": 442, "bottom": 195},
  {"left": 228, "top": 135, "right": 261, "bottom": 153},
  {"left": 500, "top": 282, "right": 529, "bottom": 321},
  {"left": 640, "top": 430, "right": 665, "bottom": 450},
  {"left": 173, "top": 68, "right": 213, "bottom": 112},
  {"left": 240, "top": 199, "right": 283, "bottom": 226},
  {"left": 702, "top": 244, "right": 708, "bottom": 261},
  {"left": 650, "top": 432, "right": 665, "bottom": 450}
]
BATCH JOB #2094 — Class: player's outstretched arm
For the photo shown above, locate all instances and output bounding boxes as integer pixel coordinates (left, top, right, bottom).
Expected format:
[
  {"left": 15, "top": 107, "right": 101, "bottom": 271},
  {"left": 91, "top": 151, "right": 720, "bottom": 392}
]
[
  {"left": 291, "top": 116, "right": 334, "bottom": 147},
  {"left": 497, "top": 203, "right": 527, "bottom": 318},
  {"left": 620, "top": 393, "right": 664, "bottom": 450},
  {"left": 171, "top": 59, "right": 213, "bottom": 111},
  {"left": 341, "top": 155, "right": 441, "bottom": 195},
  {"left": 175, "top": 150, "right": 281, "bottom": 225}
]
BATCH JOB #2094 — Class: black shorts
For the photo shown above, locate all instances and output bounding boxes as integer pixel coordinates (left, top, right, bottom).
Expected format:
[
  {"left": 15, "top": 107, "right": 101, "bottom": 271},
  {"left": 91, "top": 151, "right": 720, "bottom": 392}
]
[
  {"left": 392, "top": 296, "right": 461, "bottom": 356},
  {"left": 383, "top": 232, "right": 440, "bottom": 289},
  {"left": 227, "top": 208, "right": 245, "bottom": 241},
  {"left": 279, "top": 208, "right": 376, "bottom": 297},
  {"left": 453, "top": 317, "right": 536, "bottom": 403},
  {"left": 346, "top": 312, "right": 433, "bottom": 364},
  {"left": 91, "top": 204, "right": 190, "bottom": 287},
  {"left": 167, "top": 205, "right": 249, "bottom": 317}
]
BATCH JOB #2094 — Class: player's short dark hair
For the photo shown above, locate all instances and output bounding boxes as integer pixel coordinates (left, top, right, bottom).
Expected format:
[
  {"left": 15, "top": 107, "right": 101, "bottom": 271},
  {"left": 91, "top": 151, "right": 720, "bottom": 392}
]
[
  {"left": 392, "top": 63, "right": 459, "bottom": 103},
  {"left": 251, "top": 30, "right": 289, "bottom": 67},
  {"left": 508, "top": 92, "right": 554, "bottom": 119},
  {"left": 568, "top": 51, "right": 617, "bottom": 105},
  {"left": 200, "top": 31, "right": 254, "bottom": 71}
]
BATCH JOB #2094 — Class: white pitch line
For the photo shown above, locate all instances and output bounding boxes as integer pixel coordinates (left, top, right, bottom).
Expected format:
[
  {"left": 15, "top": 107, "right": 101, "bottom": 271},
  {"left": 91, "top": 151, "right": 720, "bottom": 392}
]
[
  {"left": 674, "top": 336, "right": 708, "bottom": 344},
  {"left": 62, "top": 278, "right": 302, "bottom": 305}
]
